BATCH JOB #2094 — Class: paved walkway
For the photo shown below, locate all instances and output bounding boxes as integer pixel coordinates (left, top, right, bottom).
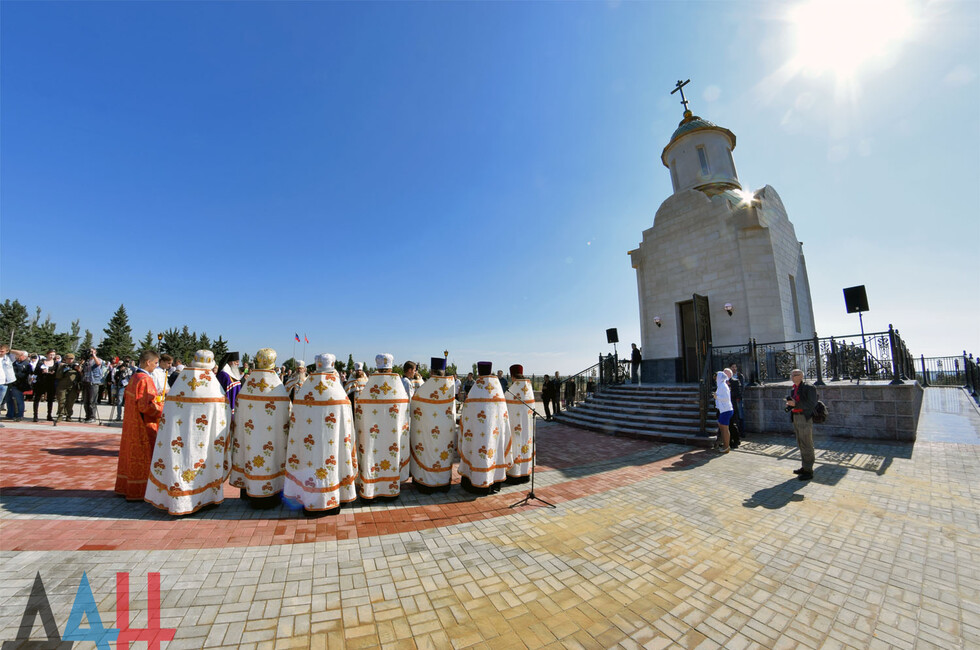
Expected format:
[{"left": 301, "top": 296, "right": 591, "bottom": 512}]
[{"left": 1, "top": 387, "right": 978, "bottom": 648}]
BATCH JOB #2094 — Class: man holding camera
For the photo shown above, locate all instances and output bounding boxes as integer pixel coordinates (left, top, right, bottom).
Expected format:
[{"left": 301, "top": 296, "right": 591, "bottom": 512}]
[
  {"left": 81, "top": 348, "right": 103, "bottom": 423},
  {"left": 785, "top": 368, "right": 818, "bottom": 481}
]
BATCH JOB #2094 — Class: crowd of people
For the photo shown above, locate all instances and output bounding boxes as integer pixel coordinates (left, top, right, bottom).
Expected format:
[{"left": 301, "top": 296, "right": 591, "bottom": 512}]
[
  {"left": 103, "top": 347, "right": 542, "bottom": 517},
  {"left": 0, "top": 344, "right": 188, "bottom": 425}
]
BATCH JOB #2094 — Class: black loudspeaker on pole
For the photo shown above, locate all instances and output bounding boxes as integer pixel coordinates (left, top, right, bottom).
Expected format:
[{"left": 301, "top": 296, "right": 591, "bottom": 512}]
[
  {"left": 843, "top": 285, "right": 869, "bottom": 314},
  {"left": 606, "top": 328, "right": 619, "bottom": 344}
]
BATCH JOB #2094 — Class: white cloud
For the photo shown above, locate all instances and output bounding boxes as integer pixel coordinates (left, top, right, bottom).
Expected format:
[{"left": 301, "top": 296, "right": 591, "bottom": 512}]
[
  {"left": 703, "top": 85, "right": 721, "bottom": 102},
  {"left": 827, "top": 143, "right": 849, "bottom": 163},
  {"left": 944, "top": 64, "right": 976, "bottom": 86}
]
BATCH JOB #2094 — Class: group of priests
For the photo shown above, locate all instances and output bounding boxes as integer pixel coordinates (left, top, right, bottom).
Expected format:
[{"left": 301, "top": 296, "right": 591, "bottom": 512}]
[{"left": 114, "top": 348, "right": 537, "bottom": 516}]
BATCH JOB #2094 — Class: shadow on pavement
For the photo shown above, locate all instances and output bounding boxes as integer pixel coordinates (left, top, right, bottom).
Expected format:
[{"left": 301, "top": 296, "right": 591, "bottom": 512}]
[
  {"left": 742, "top": 464, "right": 848, "bottom": 509},
  {"left": 42, "top": 446, "right": 119, "bottom": 457},
  {"left": 661, "top": 449, "right": 721, "bottom": 472}
]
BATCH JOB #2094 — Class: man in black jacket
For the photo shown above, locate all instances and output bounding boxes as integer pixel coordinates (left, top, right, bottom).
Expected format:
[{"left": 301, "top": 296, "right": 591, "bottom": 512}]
[
  {"left": 785, "top": 368, "right": 818, "bottom": 480},
  {"left": 630, "top": 344, "right": 642, "bottom": 384},
  {"left": 541, "top": 374, "right": 554, "bottom": 420}
]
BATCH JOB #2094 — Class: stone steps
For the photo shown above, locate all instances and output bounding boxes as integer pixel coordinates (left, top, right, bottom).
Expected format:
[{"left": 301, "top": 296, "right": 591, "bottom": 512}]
[{"left": 556, "top": 384, "right": 718, "bottom": 447}]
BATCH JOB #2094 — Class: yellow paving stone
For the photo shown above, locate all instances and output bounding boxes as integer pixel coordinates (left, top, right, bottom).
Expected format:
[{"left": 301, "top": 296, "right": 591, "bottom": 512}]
[
  {"left": 391, "top": 616, "right": 415, "bottom": 640},
  {"left": 342, "top": 623, "right": 376, "bottom": 640},
  {"left": 473, "top": 615, "right": 506, "bottom": 641},
  {"left": 374, "top": 605, "right": 406, "bottom": 622},
  {"left": 376, "top": 620, "right": 398, "bottom": 644},
  {"left": 594, "top": 625, "right": 629, "bottom": 647},
  {"left": 500, "top": 605, "right": 531, "bottom": 621},
  {"left": 489, "top": 629, "right": 532, "bottom": 649},
  {"left": 539, "top": 613, "right": 580, "bottom": 640},
  {"left": 445, "top": 623, "right": 484, "bottom": 649},
  {"left": 433, "top": 605, "right": 458, "bottom": 628},
  {"left": 527, "top": 621, "right": 559, "bottom": 645},
  {"left": 564, "top": 629, "right": 606, "bottom": 650}
]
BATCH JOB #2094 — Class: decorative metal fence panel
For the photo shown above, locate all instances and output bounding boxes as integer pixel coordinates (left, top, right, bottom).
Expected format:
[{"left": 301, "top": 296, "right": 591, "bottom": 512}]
[
  {"left": 711, "top": 326, "right": 912, "bottom": 385},
  {"left": 916, "top": 356, "right": 966, "bottom": 386}
]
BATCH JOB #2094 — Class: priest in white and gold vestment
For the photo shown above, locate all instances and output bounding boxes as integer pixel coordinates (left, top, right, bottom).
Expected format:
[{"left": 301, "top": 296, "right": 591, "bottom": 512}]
[
  {"left": 355, "top": 353, "right": 410, "bottom": 499},
  {"left": 458, "top": 361, "right": 513, "bottom": 494},
  {"left": 409, "top": 356, "right": 457, "bottom": 492},
  {"left": 283, "top": 354, "right": 357, "bottom": 514},
  {"left": 229, "top": 348, "right": 291, "bottom": 508},
  {"left": 145, "top": 350, "right": 232, "bottom": 515},
  {"left": 504, "top": 364, "right": 535, "bottom": 484}
]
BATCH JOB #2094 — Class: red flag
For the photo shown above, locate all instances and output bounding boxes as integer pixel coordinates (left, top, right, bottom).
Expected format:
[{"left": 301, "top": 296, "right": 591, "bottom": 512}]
[{"left": 304, "top": 334, "right": 309, "bottom": 344}]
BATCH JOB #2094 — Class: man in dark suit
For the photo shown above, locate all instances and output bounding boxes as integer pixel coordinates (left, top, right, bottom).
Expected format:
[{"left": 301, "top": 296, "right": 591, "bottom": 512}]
[
  {"left": 785, "top": 368, "right": 818, "bottom": 481},
  {"left": 630, "top": 344, "right": 642, "bottom": 384},
  {"left": 541, "top": 374, "right": 554, "bottom": 420}
]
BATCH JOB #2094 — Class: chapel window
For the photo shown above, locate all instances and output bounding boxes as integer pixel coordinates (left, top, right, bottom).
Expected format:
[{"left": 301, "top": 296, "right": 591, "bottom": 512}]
[
  {"left": 670, "top": 161, "right": 680, "bottom": 191},
  {"left": 697, "top": 146, "right": 710, "bottom": 176},
  {"left": 790, "top": 274, "right": 802, "bottom": 333}
]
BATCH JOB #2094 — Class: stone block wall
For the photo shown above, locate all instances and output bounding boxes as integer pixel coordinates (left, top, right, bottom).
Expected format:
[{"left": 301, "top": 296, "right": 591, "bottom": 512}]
[{"left": 743, "top": 382, "right": 924, "bottom": 441}]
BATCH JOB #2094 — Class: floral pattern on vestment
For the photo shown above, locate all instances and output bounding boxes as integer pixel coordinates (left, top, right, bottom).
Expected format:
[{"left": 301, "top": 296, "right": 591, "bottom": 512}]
[
  {"left": 283, "top": 372, "right": 357, "bottom": 510},
  {"left": 145, "top": 368, "right": 231, "bottom": 515},
  {"left": 458, "top": 375, "right": 513, "bottom": 488},
  {"left": 505, "top": 378, "right": 536, "bottom": 477},
  {"left": 229, "top": 369, "right": 291, "bottom": 497},
  {"left": 355, "top": 373, "right": 409, "bottom": 498},
  {"left": 409, "top": 376, "right": 457, "bottom": 487}
]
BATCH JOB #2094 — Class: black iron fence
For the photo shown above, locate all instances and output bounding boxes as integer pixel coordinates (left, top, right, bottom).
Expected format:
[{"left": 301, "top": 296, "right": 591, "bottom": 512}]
[
  {"left": 528, "top": 362, "right": 602, "bottom": 408},
  {"left": 711, "top": 324, "right": 916, "bottom": 386},
  {"left": 916, "top": 352, "right": 979, "bottom": 397}
]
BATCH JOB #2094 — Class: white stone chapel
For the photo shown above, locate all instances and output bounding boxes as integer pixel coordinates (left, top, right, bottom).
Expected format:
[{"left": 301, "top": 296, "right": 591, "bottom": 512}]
[{"left": 629, "top": 81, "right": 816, "bottom": 383}]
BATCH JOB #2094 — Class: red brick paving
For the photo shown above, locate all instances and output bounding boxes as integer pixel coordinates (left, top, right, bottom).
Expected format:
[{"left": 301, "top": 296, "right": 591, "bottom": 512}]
[{"left": 0, "top": 422, "right": 700, "bottom": 551}]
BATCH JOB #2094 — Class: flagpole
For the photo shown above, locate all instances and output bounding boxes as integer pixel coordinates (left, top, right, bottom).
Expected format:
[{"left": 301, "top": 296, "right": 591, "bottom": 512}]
[
  {"left": 292, "top": 337, "right": 296, "bottom": 366},
  {"left": 303, "top": 333, "right": 307, "bottom": 367}
]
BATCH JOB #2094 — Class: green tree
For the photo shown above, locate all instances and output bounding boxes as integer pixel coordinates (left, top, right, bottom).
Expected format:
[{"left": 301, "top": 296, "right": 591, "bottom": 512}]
[
  {"left": 77, "top": 329, "right": 94, "bottom": 357},
  {"left": 138, "top": 330, "right": 157, "bottom": 353},
  {"left": 346, "top": 354, "right": 355, "bottom": 374},
  {"left": 0, "top": 299, "right": 31, "bottom": 349},
  {"left": 66, "top": 319, "right": 81, "bottom": 353},
  {"left": 212, "top": 335, "right": 229, "bottom": 362},
  {"left": 99, "top": 304, "right": 135, "bottom": 361},
  {"left": 32, "top": 315, "right": 59, "bottom": 352},
  {"left": 198, "top": 333, "right": 212, "bottom": 354}
]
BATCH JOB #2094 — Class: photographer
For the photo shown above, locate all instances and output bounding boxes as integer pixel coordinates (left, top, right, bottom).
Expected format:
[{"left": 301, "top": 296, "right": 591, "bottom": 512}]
[
  {"left": 785, "top": 368, "right": 818, "bottom": 481},
  {"left": 81, "top": 348, "right": 103, "bottom": 423},
  {"left": 112, "top": 359, "right": 132, "bottom": 421}
]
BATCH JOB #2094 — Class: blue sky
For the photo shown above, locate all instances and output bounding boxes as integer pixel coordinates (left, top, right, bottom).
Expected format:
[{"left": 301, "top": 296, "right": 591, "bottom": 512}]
[{"left": 2, "top": 0, "right": 977, "bottom": 374}]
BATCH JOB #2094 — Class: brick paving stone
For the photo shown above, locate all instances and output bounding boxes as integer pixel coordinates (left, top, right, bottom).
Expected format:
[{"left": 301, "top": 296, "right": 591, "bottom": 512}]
[{"left": 2, "top": 390, "right": 979, "bottom": 648}]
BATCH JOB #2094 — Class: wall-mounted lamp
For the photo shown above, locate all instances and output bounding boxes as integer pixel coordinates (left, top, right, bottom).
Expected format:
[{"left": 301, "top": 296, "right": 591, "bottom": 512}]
[
  {"left": 724, "top": 303, "right": 734, "bottom": 317},
  {"left": 653, "top": 316, "right": 662, "bottom": 328}
]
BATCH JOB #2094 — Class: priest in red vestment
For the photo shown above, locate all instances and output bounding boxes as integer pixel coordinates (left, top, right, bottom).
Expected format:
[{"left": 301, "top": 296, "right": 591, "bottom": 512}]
[{"left": 114, "top": 349, "right": 164, "bottom": 500}]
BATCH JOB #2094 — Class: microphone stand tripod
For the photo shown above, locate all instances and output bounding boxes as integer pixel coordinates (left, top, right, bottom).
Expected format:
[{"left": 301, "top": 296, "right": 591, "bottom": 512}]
[{"left": 508, "top": 391, "right": 555, "bottom": 509}]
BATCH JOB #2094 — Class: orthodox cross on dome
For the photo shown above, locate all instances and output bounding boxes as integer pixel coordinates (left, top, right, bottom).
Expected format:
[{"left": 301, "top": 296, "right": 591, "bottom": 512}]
[{"left": 671, "top": 79, "right": 691, "bottom": 113}]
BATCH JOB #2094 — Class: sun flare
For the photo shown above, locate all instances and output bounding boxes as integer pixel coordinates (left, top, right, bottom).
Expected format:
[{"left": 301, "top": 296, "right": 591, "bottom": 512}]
[{"left": 788, "top": 0, "right": 915, "bottom": 79}]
